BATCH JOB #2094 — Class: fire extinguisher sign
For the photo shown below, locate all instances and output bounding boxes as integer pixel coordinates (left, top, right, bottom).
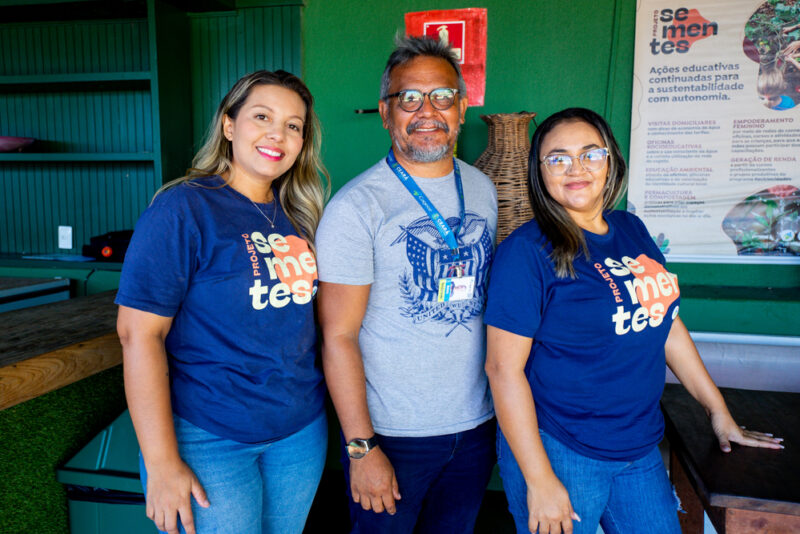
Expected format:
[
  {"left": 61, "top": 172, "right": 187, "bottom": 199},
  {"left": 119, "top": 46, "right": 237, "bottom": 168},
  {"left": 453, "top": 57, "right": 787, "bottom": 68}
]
[
  {"left": 405, "top": 8, "right": 487, "bottom": 106},
  {"left": 422, "top": 21, "right": 466, "bottom": 63}
]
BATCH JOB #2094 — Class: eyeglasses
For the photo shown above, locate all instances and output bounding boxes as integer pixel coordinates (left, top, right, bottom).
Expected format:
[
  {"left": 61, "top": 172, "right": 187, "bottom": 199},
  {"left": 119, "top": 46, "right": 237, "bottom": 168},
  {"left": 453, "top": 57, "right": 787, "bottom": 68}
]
[
  {"left": 385, "top": 88, "right": 459, "bottom": 112},
  {"left": 541, "top": 147, "right": 609, "bottom": 176}
]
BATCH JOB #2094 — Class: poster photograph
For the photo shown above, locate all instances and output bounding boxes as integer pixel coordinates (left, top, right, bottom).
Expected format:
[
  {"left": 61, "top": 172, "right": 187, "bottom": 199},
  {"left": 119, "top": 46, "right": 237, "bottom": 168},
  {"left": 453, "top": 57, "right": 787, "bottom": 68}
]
[{"left": 629, "top": 0, "right": 800, "bottom": 262}]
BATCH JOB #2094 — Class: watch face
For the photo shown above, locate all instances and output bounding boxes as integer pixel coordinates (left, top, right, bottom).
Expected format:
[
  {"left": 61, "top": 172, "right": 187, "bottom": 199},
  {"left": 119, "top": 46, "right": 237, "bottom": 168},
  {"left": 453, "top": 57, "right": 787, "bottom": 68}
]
[{"left": 347, "top": 438, "right": 371, "bottom": 459}]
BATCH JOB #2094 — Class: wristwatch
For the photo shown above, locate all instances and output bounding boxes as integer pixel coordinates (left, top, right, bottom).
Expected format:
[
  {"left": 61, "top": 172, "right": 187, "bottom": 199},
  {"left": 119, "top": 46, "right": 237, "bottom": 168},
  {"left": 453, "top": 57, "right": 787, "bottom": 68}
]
[{"left": 346, "top": 436, "right": 378, "bottom": 459}]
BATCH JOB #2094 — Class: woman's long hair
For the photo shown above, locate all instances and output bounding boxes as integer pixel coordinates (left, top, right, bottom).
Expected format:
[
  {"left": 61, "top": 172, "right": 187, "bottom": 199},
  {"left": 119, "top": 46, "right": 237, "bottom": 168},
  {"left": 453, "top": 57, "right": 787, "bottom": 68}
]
[
  {"left": 527, "top": 107, "right": 627, "bottom": 278},
  {"left": 158, "top": 70, "right": 329, "bottom": 253}
]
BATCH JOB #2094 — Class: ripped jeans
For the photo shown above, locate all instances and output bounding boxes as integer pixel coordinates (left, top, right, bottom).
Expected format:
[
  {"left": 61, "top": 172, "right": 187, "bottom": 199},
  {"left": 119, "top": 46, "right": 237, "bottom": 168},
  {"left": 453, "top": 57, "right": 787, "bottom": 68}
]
[{"left": 497, "top": 428, "right": 681, "bottom": 534}]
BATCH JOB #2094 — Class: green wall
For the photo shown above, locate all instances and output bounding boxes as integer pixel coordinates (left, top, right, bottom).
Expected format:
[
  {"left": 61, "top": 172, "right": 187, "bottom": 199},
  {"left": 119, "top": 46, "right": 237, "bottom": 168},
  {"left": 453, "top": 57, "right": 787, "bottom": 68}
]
[
  {"left": 302, "top": 0, "right": 799, "bottom": 336},
  {"left": 188, "top": 5, "right": 302, "bottom": 150},
  {"left": 303, "top": 0, "right": 635, "bottom": 191}
]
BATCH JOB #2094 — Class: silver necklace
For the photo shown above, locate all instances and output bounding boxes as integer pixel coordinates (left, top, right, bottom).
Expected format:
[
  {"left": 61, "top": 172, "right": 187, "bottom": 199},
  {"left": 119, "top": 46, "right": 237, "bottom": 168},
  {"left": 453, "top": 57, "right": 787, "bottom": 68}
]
[{"left": 249, "top": 196, "right": 278, "bottom": 228}]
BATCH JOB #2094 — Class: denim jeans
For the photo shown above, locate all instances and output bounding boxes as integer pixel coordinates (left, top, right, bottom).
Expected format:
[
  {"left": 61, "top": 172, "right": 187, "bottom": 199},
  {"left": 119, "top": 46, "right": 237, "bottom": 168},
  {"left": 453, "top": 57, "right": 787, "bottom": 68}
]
[
  {"left": 497, "top": 428, "right": 680, "bottom": 534},
  {"left": 342, "top": 418, "right": 496, "bottom": 534},
  {"left": 140, "top": 411, "right": 327, "bottom": 534}
]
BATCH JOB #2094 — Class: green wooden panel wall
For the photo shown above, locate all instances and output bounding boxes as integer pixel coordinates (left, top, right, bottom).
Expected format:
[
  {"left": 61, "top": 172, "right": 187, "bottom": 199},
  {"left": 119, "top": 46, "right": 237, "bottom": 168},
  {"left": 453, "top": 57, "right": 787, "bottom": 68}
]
[
  {"left": 188, "top": 5, "right": 301, "bottom": 148},
  {"left": 0, "top": 89, "right": 153, "bottom": 152},
  {"left": 0, "top": 4, "right": 302, "bottom": 255},
  {"left": 0, "top": 19, "right": 148, "bottom": 75},
  {"left": 0, "top": 16, "right": 155, "bottom": 255},
  {"left": 1, "top": 163, "right": 157, "bottom": 254}
]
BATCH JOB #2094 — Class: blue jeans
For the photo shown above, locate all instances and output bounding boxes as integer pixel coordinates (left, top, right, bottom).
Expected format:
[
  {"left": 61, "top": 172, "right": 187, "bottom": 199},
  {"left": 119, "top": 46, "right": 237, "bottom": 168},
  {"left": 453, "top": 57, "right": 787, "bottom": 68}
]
[
  {"left": 342, "top": 418, "right": 496, "bottom": 534},
  {"left": 497, "top": 428, "right": 680, "bottom": 534},
  {"left": 140, "top": 411, "right": 327, "bottom": 534}
]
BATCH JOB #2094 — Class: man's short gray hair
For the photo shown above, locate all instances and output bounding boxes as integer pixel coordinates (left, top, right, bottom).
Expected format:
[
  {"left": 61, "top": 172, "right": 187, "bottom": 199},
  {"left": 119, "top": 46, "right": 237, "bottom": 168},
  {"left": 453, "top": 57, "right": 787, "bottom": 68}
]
[{"left": 380, "top": 35, "right": 467, "bottom": 100}]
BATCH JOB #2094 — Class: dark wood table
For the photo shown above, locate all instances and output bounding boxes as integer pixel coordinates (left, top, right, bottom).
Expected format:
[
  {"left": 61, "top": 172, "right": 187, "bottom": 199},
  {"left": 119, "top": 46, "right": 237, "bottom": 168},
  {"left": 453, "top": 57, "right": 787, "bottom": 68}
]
[
  {"left": 662, "top": 384, "right": 800, "bottom": 534},
  {"left": 0, "top": 290, "right": 121, "bottom": 410}
]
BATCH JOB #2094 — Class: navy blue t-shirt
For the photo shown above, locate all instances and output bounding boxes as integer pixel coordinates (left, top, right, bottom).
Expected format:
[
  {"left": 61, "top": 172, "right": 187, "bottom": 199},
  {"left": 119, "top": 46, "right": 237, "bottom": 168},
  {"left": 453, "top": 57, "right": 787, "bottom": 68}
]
[
  {"left": 484, "top": 210, "right": 680, "bottom": 461},
  {"left": 116, "top": 175, "right": 324, "bottom": 443}
]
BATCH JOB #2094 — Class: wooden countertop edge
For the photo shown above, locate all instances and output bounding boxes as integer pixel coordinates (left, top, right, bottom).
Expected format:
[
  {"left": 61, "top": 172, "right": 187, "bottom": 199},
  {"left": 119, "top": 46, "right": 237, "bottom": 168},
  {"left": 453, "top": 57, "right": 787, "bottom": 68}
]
[
  {"left": 0, "top": 332, "right": 122, "bottom": 411},
  {"left": 709, "top": 493, "right": 800, "bottom": 517}
]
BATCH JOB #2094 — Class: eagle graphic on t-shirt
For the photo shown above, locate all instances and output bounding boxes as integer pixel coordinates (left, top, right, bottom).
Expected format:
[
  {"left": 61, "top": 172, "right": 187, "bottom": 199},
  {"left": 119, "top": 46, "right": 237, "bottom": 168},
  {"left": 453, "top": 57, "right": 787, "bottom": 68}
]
[{"left": 391, "top": 212, "right": 492, "bottom": 336}]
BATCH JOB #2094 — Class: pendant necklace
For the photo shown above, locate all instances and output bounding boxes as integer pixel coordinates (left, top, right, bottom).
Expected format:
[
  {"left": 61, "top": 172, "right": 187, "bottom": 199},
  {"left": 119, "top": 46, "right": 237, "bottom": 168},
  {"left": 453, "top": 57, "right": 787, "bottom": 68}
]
[{"left": 249, "top": 195, "right": 278, "bottom": 228}]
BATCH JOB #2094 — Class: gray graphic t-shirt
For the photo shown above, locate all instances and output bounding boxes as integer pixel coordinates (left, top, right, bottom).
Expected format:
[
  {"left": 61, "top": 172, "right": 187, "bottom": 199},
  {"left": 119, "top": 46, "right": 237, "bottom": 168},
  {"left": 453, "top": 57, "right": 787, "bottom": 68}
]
[{"left": 316, "top": 158, "right": 498, "bottom": 437}]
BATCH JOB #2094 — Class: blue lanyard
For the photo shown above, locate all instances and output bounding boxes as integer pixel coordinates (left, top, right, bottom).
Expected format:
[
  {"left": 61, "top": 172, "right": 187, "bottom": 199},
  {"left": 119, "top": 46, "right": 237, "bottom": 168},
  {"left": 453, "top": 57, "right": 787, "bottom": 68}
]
[{"left": 386, "top": 149, "right": 465, "bottom": 260}]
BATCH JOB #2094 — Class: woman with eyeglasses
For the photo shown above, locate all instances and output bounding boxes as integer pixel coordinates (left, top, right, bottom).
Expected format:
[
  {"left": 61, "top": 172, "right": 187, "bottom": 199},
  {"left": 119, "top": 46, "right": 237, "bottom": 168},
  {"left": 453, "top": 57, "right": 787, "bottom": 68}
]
[
  {"left": 483, "top": 107, "right": 782, "bottom": 534},
  {"left": 116, "top": 70, "right": 329, "bottom": 534}
]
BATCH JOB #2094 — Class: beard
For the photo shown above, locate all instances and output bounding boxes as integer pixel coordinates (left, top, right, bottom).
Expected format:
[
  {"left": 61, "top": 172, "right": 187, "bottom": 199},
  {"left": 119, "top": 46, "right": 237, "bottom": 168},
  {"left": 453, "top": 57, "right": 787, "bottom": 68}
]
[
  {"left": 390, "top": 118, "right": 459, "bottom": 163},
  {"left": 407, "top": 142, "right": 450, "bottom": 163}
]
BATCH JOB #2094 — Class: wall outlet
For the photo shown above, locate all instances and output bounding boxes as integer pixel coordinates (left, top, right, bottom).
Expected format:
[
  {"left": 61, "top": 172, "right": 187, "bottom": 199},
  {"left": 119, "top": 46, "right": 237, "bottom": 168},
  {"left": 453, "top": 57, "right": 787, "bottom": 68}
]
[{"left": 58, "top": 225, "right": 73, "bottom": 249}]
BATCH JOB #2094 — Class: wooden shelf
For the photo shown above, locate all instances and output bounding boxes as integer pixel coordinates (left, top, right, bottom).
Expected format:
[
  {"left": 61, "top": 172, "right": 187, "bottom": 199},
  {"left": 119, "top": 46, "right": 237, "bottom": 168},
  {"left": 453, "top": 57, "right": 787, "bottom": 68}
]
[
  {"left": 0, "top": 71, "right": 151, "bottom": 87},
  {"left": 0, "top": 152, "right": 156, "bottom": 162}
]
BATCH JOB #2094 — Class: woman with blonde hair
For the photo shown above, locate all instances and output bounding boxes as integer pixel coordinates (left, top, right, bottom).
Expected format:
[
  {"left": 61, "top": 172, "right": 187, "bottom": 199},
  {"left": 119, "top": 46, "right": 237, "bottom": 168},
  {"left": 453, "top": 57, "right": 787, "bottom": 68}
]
[{"left": 116, "top": 69, "right": 330, "bottom": 534}]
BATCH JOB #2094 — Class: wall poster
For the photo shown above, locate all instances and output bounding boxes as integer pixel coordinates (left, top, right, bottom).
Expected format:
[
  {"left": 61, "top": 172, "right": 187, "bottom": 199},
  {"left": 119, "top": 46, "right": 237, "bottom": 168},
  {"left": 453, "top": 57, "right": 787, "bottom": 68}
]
[{"left": 629, "top": 0, "right": 800, "bottom": 262}]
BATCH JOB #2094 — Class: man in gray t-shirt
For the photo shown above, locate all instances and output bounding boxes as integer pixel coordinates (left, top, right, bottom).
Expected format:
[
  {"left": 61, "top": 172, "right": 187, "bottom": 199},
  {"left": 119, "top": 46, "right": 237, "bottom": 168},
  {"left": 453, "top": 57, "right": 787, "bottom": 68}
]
[{"left": 316, "top": 36, "right": 497, "bottom": 533}]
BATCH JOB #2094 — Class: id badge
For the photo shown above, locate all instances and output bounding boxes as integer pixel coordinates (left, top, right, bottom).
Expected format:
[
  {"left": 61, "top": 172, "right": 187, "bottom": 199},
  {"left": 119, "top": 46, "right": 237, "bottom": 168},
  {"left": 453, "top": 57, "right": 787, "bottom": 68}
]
[{"left": 438, "top": 275, "right": 475, "bottom": 302}]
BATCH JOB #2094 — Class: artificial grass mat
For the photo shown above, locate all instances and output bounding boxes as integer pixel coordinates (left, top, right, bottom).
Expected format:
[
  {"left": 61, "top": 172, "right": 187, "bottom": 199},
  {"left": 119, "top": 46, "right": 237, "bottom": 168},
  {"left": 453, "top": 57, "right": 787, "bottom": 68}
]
[{"left": 0, "top": 366, "right": 127, "bottom": 534}]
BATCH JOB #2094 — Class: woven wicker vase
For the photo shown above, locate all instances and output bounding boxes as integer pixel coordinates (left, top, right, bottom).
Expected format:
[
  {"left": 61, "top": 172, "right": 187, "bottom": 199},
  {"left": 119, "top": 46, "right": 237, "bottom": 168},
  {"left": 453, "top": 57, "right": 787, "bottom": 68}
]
[{"left": 473, "top": 111, "right": 536, "bottom": 243}]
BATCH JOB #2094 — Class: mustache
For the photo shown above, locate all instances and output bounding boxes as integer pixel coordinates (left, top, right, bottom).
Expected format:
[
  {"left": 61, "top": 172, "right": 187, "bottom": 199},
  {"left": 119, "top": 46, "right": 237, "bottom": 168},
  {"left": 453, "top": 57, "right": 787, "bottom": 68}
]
[{"left": 406, "top": 119, "right": 449, "bottom": 134}]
